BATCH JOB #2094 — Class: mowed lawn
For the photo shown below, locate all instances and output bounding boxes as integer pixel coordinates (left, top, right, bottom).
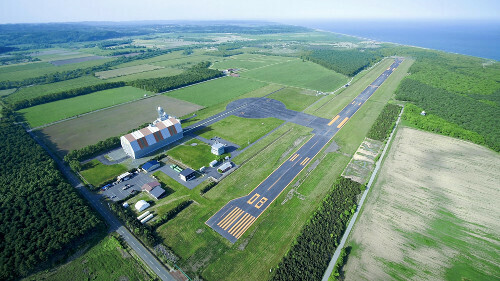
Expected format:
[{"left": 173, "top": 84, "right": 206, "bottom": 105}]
[
  {"left": 197, "top": 115, "right": 284, "bottom": 149},
  {"left": 211, "top": 54, "right": 291, "bottom": 71},
  {"left": 165, "top": 77, "right": 267, "bottom": 107},
  {"left": 268, "top": 87, "right": 321, "bottom": 111},
  {"left": 80, "top": 159, "right": 127, "bottom": 187},
  {"left": 167, "top": 139, "right": 219, "bottom": 170},
  {"left": 242, "top": 59, "right": 348, "bottom": 92},
  {"left": 24, "top": 235, "right": 151, "bottom": 281},
  {"left": 20, "top": 86, "right": 151, "bottom": 127},
  {"left": 5, "top": 76, "right": 104, "bottom": 104}
]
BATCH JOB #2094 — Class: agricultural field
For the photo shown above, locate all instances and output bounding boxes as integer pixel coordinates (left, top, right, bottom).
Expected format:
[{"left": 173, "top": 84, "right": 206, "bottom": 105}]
[
  {"left": 267, "top": 87, "right": 321, "bottom": 111},
  {"left": 3, "top": 76, "right": 104, "bottom": 104},
  {"left": 197, "top": 115, "right": 284, "bottom": 149},
  {"left": 343, "top": 127, "right": 500, "bottom": 281},
  {"left": 36, "top": 95, "right": 202, "bottom": 155},
  {"left": 0, "top": 58, "right": 115, "bottom": 81},
  {"left": 95, "top": 64, "right": 163, "bottom": 79},
  {"left": 211, "top": 53, "right": 292, "bottom": 71},
  {"left": 242, "top": 59, "right": 348, "bottom": 92},
  {"left": 50, "top": 55, "right": 107, "bottom": 66},
  {"left": 106, "top": 67, "right": 183, "bottom": 82},
  {"left": 167, "top": 139, "right": 219, "bottom": 170},
  {"left": 165, "top": 76, "right": 267, "bottom": 107},
  {"left": 20, "top": 86, "right": 152, "bottom": 127},
  {"left": 80, "top": 159, "right": 128, "bottom": 186},
  {"left": 23, "top": 235, "right": 152, "bottom": 281}
]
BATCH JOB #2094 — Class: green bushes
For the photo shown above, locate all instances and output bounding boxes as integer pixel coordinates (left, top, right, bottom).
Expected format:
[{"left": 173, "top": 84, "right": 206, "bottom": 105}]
[
  {"left": 367, "top": 104, "right": 402, "bottom": 141},
  {"left": 200, "top": 181, "right": 217, "bottom": 195},
  {"left": 301, "top": 49, "right": 383, "bottom": 76},
  {"left": 271, "top": 177, "right": 363, "bottom": 281},
  {"left": 128, "top": 62, "right": 223, "bottom": 93},
  {"left": 396, "top": 78, "right": 499, "bottom": 151}
]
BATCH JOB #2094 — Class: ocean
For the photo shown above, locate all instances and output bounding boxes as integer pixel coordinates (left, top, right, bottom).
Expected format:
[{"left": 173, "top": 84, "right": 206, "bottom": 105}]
[{"left": 285, "top": 20, "right": 500, "bottom": 61}]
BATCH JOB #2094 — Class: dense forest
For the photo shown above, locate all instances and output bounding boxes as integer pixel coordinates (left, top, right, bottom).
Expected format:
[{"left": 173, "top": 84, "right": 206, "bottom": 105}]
[
  {"left": 367, "top": 104, "right": 402, "bottom": 141},
  {"left": 301, "top": 49, "right": 383, "bottom": 76},
  {"left": 396, "top": 78, "right": 499, "bottom": 151},
  {"left": 271, "top": 177, "right": 363, "bottom": 281},
  {"left": 128, "top": 62, "right": 223, "bottom": 93},
  {"left": 10, "top": 81, "right": 126, "bottom": 110},
  {"left": 0, "top": 111, "right": 103, "bottom": 280}
]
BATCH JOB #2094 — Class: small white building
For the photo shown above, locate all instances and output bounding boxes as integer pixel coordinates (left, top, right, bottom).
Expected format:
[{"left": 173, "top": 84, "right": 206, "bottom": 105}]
[
  {"left": 209, "top": 160, "right": 218, "bottom": 167},
  {"left": 135, "top": 200, "right": 150, "bottom": 212},
  {"left": 218, "top": 162, "right": 232, "bottom": 173},
  {"left": 211, "top": 142, "right": 225, "bottom": 155},
  {"left": 117, "top": 172, "right": 132, "bottom": 182}
]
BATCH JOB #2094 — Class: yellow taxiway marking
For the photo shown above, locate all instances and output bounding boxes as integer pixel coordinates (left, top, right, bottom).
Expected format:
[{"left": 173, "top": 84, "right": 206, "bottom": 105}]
[
  {"left": 327, "top": 115, "right": 340, "bottom": 126},
  {"left": 290, "top": 153, "right": 299, "bottom": 161},
  {"left": 300, "top": 157, "right": 310, "bottom": 166},
  {"left": 337, "top": 117, "right": 349, "bottom": 129},
  {"left": 235, "top": 216, "right": 257, "bottom": 239},
  {"left": 228, "top": 213, "right": 252, "bottom": 235},
  {"left": 217, "top": 207, "right": 239, "bottom": 228},
  {"left": 220, "top": 208, "right": 244, "bottom": 230}
]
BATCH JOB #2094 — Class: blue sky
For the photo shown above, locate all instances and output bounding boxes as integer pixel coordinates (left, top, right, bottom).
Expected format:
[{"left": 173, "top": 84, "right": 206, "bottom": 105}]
[{"left": 0, "top": 0, "right": 499, "bottom": 24}]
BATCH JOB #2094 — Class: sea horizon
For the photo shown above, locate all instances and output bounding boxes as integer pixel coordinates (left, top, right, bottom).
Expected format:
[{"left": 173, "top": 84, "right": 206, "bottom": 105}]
[{"left": 283, "top": 19, "right": 500, "bottom": 61}]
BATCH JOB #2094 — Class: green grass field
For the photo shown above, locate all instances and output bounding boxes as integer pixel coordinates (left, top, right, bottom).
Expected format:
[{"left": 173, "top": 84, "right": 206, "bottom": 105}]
[
  {"left": 211, "top": 54, "right": 291, "bottom": 71},
  {"left": 242, "top": 59, "right": 348, "bottom": 92},
  {"left": 0, "top": 88, "right": 16, "bottom": 97},
  {"left": 80, "top": 159, "right": 128, "bottom": 187},
  {"left": 197, "top": 116, "right": 284, "bottom": 149},
  {"left": 167, "top": 139, "right": 219, "bottom": 170},
  {"left": 268, "top": 87, "right": 321, "bottom": 111},
  {"left": 165, "top": 76, "right": 267, "bottom": 107},
  {"left": 95, "top": 64, "right": 162, "bottom": 79},
  {"left": 20, "top": 86, "right": 151, "bottom": 127},
  {"left": 0, "top": 59, "right": 114, "bottom": 82},
  {"left": 4, "top": 76, "right": 104, "bottom": 104},
  {"left": 106, "top": 67, "right": 183, "bottom": 82},
  {"left": 23, "top": 235, "right": 151, "bottom": 281}
]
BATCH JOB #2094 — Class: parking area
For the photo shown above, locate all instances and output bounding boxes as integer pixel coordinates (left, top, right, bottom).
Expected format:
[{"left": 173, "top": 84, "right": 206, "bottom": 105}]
[{"left": 102, "top": 171, "right": 157, "bottom": 201}]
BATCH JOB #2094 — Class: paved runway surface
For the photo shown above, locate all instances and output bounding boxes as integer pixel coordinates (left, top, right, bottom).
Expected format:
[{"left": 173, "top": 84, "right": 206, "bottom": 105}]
[{"left": 206, "top": 58, "right": 403, "bottom": 243}]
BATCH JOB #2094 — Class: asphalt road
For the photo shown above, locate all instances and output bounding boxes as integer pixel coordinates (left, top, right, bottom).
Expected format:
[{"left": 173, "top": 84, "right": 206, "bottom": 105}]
[
  {"left": 206, "top": 58, "right": 403, "bottom": 243},
  {"left": 27, "top": 132, "right": 176, "bottom": 281}
]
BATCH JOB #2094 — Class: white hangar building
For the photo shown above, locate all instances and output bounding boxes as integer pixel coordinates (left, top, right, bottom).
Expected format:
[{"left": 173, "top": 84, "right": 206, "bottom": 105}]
[{"left": 121, "top": 107, "right": 183, "bottom": 159}]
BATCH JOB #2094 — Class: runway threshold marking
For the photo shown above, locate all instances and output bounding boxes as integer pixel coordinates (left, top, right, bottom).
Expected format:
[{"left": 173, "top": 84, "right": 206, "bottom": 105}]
[
  {"left": 327, "top": 115, "right": 340, "bottom": 126},
  {"left": 235, "top": 216, "right": 257, "bottom": 238},
  {"left": 337, "top": 117, "right": 349, "bottom": 129},
  {"left": 218, "top": 208, "right": 244, "bottom": 230}
]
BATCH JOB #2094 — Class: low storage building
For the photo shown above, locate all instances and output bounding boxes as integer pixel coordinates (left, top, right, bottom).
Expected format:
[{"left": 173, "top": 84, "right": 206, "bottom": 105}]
[
  {"left": 218, "top": 162, "right": 233, "bottom": 173},
  {"left": 149, "top": 187, "right": 165, "bottom": 200},
  {"left": 135, "top": 200, "right": 150, "bottom": 212},
  {"left": 142, "top": 160, "right": 160, "bottom": 173},
  {"left": 180, "top": 168, "right": 196, "bottom": 181}
]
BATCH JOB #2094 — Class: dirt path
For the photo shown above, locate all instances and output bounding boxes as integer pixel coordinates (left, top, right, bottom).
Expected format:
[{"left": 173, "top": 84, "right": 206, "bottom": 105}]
[{"left": 343, "top": 127, "right": 500, "bottom": 280}]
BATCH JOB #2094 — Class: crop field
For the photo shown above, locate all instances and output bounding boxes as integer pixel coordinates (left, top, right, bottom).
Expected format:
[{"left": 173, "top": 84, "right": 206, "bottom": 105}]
[
  {"left": 95, "top": 64, "right": 163, "bottom": 79},
  {"left": 165, "top": 76, "right": 267, "bottom": 107},
  {"left": 115, "top": 49, "right": 210, "bottom": 68},
  {"left": 50, "top": 55, "right": 107, "bottom": 66},
  {"left": 0, "top": 58, "right": 115, "bottom": 81},
  {"left": 150, "top": 54, "right": 216, "bottom": 68},
  {"left": 267, "top": 87, "right": 321, "bottom": 111},
  {"left": 242, "top": 59, "right": 348, "bottom": 92},
  {"left": 80, "top": 159, "right": 128, "bottom": 187},
  {"left": 211, "top": 54, "right": 291, "bottom": 71},
  {"left": 31, "top": 49, "right": 89, "bottom": 61},
  {"left": 37, "top": 95, "right": 202, "bottom": 155},
  {"left": 23, "top": 235, "right": 152, "bottom": 281},
  {"left": 20, "top": 86, "right": 152, "bottom": 127},
  {"left": 343, "top": 127, "right": 500, "bottom": 281},
  {"left": 4, "top": 76, "right": 104, "bottom": 104},
  {"left": 167, "top": 139, "right": 219, "bottom": 170},
  {"left": 106, "top": 67, "right": 183, "bottom": 82},
  {"left": 197, "top": 116, "right": 284, "bottom": 149},
  {"left": 0, "top": 88, "right": 16, "bottom": 97}
]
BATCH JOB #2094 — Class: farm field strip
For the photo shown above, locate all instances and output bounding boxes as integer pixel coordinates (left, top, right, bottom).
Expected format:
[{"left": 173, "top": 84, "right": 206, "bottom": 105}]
[{"left": 95, "top": 64, "right": 163, "bottom": 79}]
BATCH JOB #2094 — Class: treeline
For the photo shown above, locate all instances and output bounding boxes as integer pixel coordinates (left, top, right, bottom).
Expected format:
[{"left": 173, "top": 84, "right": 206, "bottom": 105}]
[
  {"left": 396, "top": 78, "right": 499, "bottom": 151},
  {"left": 209, "top": 50, "right": 244, "bottom": 57},
  {"left": 301, "top": 49, "right": 383, "bottom": 76},
  {"left": 109, "top": 201, "right": 157, "bottom": 247},
  {"left": 0, "top": 53, "right": 40, "bottom": 65},
  {"left": 128, "top": 62, "right": 223, "bottom": 93},
  {"left": 96, "top": 39, "right": 133, "bottom": 49},
  {"left": 271, "top": 177, "right": 364, "bottom": 281},
  {"left": 0, "top": 112, "right": 103, "bottom": 280},
  {"left": 150, "top": 200, "right": 193, "bottom": 229},
  {"left": 10, "top": 81, "right": 125, "bottom": 110},
  {"left": 367, "top": 104, "right": 402, "bottom": 141}
]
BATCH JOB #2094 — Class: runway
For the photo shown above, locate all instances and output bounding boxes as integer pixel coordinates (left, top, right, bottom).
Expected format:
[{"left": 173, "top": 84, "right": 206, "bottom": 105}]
[{"left": 206, "top": 58, "right": 403, "bottom": 243}]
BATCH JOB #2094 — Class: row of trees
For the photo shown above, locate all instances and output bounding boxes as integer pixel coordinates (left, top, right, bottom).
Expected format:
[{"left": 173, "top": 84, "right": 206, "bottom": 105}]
[
  {"left": 150, "top": 200, "right": 193, "bottom": 229},
  {"left": 301, "top": 49, "right": 383, "bottom": 77},
  {"left": 271, "top": 177, "right": 364, "bottom": 281},
  {"left": 367, "top": 104, "right": 402, "bottom": 141},
  {"left": 0, "top": 111, "right": 104, "bottom": 280},
  {"left": 10, "top": 81, "right": 125, "bottom": 110},
  {"left": 108, "top": 201, "right": 158, "bottom": 247},
  {"left": 396, "top": 78, "right": 499, "bottom": 151},
  {"left": 128, "top": 62, "right": 223, "bottom": 93}
]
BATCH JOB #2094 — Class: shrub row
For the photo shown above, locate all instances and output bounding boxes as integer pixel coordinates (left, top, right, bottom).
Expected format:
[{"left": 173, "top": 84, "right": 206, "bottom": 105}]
[{"left": 366, "top": 103, "right": 402, "bottom": 141}]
